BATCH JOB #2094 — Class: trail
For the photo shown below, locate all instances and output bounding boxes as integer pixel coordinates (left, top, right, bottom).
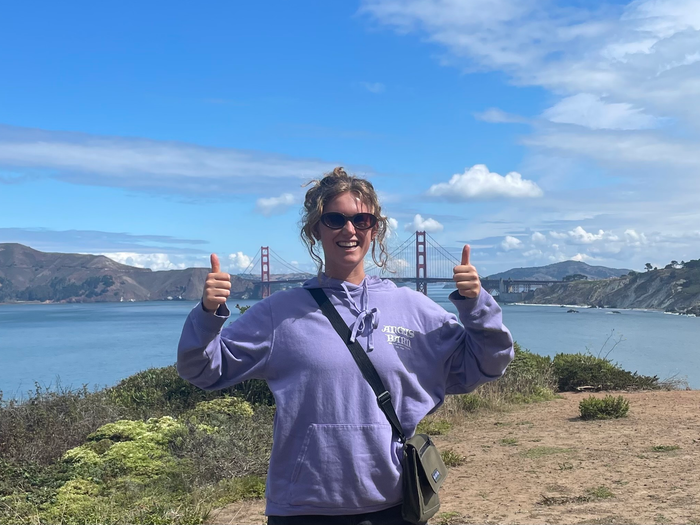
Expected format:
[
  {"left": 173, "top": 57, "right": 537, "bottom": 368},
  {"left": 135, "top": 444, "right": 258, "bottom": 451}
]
[{"left": 208, "top": 391, "right": 700, "bottom": 524}]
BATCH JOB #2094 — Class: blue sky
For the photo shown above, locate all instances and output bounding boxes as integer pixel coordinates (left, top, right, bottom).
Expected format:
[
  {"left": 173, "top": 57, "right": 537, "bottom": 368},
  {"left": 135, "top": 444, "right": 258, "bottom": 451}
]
[{"left": 1, "top": 0, "right": 699, "bottom": 276}]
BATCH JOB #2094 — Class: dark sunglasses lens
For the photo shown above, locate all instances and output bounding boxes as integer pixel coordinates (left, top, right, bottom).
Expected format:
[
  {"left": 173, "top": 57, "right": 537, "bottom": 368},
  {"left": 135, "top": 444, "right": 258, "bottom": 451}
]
[
  {"left": 353, "top": 213, "right": 376, "bottom": 230},
  {"left": 322, "top": 213, "right": 346, "bottom": 229}
]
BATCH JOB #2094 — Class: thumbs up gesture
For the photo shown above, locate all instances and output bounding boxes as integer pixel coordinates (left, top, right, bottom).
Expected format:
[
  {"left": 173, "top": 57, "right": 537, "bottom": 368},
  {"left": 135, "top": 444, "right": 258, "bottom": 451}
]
[
  {"left": 453, "top": 245, "right": 481, "bottom": 298},
  {"left": 202, "top": 254, "right": 232, "bottom": 313}
]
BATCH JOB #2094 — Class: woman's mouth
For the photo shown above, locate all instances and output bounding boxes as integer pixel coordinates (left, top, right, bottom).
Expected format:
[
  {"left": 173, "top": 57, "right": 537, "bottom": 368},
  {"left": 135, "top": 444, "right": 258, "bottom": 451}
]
[{"left": 337, "top": 241, "right": 359, "bottom": 249}]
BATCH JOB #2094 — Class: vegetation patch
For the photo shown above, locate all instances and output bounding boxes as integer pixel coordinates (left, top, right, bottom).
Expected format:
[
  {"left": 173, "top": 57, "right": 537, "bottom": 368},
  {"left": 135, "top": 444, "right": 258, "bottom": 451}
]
[
  {"left": 539, "top": 487, "right": 613, "bottom": 506},
  {"left": 440, "top": 449, "right": 466, "bottom": 467},
  {"left": 434, "top": 511, "right": 465, "bottom": 525},
  {"left": 416, "top": 418, "right": 452, "bottom": 436},
  {"left": 521, "top": 446, "right": 573, "bottom": 459},
  {"left": 500, "top": 437, "right": 518, "bottom": 446},
  {"left": 553, "top": 352, "right": 659, "bottom": 392},
  {"left": 579, "top": 395, "right": 629, "bottom": 420},
  {"left": 651, "top": 445, "right": 680, "bottom": 453}
]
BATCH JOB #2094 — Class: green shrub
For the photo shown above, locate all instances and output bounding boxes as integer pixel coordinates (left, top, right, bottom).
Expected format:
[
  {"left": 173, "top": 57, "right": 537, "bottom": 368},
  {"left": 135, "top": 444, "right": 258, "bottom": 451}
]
[
  {"left": 553, "top": 352, "right": 659, "bottom": 391},
  {"left": 107, "top": 365, "right": 274, "bottom": 420},
  {"left": 454, "top": 393, "right": 487, "bottom": 412},
  {"left": 477, "top": 343, "right": 558, "bottom": 405},
  {"left": 579, "top": 395, "right": 629, "bottom": 420},
  {"left": 440, "top": 449, "right": 465, "bottom": 468},
  {"left": 0, "top": 383, "right": 123, "bottom": 466},
  {"left": 416, "top": 418, "right": 452, "bottom": 436}
]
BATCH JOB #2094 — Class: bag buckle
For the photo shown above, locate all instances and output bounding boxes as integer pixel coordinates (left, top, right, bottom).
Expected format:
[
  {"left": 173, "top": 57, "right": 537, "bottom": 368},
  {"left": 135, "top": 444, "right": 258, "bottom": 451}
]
[{"left": 377, "top": 391, "right": 392, "bottom": 407}]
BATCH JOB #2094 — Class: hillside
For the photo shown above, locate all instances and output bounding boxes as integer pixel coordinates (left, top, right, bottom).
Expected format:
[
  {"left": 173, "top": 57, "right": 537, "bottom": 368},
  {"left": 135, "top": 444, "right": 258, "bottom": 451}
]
[
  {"left": 487, "top": 261, "right": 631, "bottom": 281},
  {"left": 0, "top": 243, "right": 255, "bottom": 303},
  {"left": 525, "top": 261, "right": 700, "bottom": 315}
]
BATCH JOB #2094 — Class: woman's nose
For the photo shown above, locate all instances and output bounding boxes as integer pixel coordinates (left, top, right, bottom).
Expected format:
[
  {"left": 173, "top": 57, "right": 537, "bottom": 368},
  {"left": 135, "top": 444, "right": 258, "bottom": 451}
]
[{"left": 342, "top": 219, "right": 357, "bottom": 234}]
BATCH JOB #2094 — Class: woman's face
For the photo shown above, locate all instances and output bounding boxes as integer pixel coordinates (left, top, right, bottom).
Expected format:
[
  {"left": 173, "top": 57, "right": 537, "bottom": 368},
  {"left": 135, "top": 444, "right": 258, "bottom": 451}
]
[{"left": 317, "top": 191, "right": 376, "bottom": 283}]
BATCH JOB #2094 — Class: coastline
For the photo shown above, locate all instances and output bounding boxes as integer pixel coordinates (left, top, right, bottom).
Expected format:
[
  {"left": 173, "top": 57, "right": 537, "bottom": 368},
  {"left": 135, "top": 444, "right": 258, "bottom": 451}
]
[{"left": 508, "top": 302, "right": 698, "bottom": 317}]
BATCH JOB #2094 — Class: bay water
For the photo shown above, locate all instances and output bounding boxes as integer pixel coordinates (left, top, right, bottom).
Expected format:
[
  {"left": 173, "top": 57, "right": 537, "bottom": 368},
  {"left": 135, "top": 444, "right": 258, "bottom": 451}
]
[{"left": 1, "top": 289, "right": 698, "bottom": 399}]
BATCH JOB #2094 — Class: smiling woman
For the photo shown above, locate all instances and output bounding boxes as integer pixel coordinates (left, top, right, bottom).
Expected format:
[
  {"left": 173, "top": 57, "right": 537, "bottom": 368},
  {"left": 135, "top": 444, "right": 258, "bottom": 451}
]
[
  {"left": 176, "top": 166, "right": 514, "bottom": 524},
  {"left": 300, "top": 166, "right": 389, "bottom": 282}
]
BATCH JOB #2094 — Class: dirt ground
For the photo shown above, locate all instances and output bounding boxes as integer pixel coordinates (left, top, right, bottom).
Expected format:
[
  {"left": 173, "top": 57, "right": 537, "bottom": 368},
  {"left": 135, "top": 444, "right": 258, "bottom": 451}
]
[{"left": 208, "top": 391, "right": 700, "bottom": 525}]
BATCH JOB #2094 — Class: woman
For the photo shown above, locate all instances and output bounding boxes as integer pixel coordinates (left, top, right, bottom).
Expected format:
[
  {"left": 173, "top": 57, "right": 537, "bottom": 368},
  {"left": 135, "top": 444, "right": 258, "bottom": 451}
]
[{"left": 177, "top": 167, "right": 514, "bottom": 524}]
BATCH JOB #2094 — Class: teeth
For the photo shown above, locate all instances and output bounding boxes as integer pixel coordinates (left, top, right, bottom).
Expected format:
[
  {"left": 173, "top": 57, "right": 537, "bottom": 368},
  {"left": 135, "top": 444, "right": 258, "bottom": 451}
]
[{"left": 338, "top": 242, "right": 358, "bottom": 247}]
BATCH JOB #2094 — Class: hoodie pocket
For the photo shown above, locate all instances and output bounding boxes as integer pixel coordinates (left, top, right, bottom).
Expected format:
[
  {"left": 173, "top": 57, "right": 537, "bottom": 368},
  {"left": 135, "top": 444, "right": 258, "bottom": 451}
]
[{"left": 288, "top": 423, "right": 401, "bottom": 509}]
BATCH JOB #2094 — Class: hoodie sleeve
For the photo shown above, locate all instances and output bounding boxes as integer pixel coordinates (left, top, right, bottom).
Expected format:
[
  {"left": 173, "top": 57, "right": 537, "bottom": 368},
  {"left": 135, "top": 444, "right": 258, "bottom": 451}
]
[
  {"left": 176, "top": 299, "right": 274, "bottom": 391},
  {"left": 440, "top": 289, "right": 514, "bottom": 394}
]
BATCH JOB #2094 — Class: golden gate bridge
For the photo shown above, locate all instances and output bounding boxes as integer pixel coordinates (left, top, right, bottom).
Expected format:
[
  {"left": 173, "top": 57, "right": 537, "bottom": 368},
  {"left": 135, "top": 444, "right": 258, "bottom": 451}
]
[{"left": 240, "top": 231, "right": 564, "bottom": 300}]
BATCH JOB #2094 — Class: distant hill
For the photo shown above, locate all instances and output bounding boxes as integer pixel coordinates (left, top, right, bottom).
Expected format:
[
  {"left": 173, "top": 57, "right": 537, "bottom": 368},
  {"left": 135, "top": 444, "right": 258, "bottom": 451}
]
[
  {"left": 0, "top": 243, "right": 256, "bottom": 303},
  {"left": 524, "top": 261, "right": 700, "bottom": 315},
  {"left": 487, "top": 261, "right": 631, "bottom": 281}
]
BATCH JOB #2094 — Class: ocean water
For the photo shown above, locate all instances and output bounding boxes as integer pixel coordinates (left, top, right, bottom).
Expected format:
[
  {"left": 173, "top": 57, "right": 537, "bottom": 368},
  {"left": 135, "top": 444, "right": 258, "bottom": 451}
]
[{"left": 1, "top": 291, "right": 699, "bottom": 399}]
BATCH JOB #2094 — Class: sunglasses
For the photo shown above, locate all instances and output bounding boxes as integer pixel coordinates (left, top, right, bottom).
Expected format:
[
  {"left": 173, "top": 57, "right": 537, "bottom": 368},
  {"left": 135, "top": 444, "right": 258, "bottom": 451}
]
[{"left": 319, "top": 212, "right": 378, "bottom": 230}]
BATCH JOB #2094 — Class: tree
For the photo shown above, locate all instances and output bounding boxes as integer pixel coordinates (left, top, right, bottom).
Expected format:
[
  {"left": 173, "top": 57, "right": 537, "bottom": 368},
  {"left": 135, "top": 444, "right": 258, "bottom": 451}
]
[
  {"left": 645, "top": 263, "right": 653, "bottom": 272},
  {"left": 563, "top": 274, "right": 588, "bottom": 282}
]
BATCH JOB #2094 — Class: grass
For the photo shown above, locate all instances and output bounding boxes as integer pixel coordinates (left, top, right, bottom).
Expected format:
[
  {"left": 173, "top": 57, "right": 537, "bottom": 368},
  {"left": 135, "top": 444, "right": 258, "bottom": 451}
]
[
  {"left": 521, "top": 446, "right": 573, "bottom": 459},
  {"left": 433, "top": 511, "right": 464, "bottom": 525},
  {"left": 651, "top": 445, "right": 680, "bottom": 453},
  {"left": 440, "top": 449, "right": 466, "bottom": 468},
  {"left": 500, "top": 437, "right": 518, "bottom": 446},
  {"left": 416, "top": 418, "right": 452, "bottom": 436},
  {"left": 586, "top": 485, "right": 615, "bottom": 499},
  {"left": 539, "top": 486, "right": 614, "bottom": 506}
]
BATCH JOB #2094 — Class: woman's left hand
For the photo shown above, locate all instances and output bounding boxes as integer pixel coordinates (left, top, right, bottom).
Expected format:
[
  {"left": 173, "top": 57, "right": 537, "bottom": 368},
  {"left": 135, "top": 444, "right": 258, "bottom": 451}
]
[{"left": 453, "top": 244, "right": 481, "bottom": 298}]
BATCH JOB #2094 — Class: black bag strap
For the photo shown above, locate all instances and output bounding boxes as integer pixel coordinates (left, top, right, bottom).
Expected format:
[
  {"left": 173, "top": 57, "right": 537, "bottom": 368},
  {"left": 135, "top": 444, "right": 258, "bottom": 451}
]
[{"left": 309, "top": 287, "right": 406, "bottom": 443}]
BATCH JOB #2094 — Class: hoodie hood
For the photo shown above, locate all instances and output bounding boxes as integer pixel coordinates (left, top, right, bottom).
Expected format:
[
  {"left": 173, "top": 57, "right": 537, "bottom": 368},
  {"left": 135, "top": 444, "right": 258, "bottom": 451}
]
[{"left": 303, "top": 274, "right": 396, "bottom": 351}]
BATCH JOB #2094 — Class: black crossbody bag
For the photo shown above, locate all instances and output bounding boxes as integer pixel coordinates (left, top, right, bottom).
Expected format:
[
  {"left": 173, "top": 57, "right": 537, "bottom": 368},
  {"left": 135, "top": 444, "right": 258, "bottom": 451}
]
[{"left": 309, "top": 288, "right": 448, "bottom": 525}]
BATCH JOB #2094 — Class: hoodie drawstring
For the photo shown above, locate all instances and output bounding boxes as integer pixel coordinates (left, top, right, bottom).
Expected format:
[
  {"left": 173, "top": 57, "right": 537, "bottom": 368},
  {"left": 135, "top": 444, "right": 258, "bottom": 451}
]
[{"left": 341, "top": 280, "right": 380, "bottom": 352}]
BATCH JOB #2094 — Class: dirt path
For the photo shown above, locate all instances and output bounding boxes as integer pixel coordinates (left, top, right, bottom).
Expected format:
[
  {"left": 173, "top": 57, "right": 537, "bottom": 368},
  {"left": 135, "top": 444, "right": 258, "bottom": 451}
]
[{"left": 208, "top": 391, "right": 700, "bottom": 524}]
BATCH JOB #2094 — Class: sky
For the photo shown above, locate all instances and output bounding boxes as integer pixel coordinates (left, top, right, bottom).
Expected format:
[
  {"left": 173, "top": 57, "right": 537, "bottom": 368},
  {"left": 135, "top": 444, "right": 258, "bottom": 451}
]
[{"left": 1, "top": 0, "right": 699, "bottom": 277}]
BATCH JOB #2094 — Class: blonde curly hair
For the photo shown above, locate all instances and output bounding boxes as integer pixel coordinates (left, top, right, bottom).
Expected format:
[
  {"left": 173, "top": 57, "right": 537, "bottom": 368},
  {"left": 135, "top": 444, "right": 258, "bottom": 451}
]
[{"left": 300, "top": 167, "right": 389, "bottom": 272}]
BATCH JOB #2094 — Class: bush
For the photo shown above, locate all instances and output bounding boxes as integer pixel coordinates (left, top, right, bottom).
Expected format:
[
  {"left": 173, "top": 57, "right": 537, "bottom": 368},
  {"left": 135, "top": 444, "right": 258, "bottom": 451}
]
[
  {"left": 553, "top": 353, "right": 659, "bottom": 391},
  {"left": 579, "top": 395, "right": 629, "bottom": 420},
  {"left": 0, "top": 383, "right": 123, "bottom": 466},
  {"left": 108, "top": 365, "right": 274, "bottom": 420},
  {"left": 477, "top": 343, "right": 557, "bottom": 405}
]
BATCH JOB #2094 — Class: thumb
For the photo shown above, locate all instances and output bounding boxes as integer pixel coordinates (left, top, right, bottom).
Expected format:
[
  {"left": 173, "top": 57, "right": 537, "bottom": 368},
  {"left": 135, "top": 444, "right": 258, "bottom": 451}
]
[
  {"left": 461, "top": 245, "right": 471, "bottom": 266},
  {"left": 210, "top": 253, "right": 221, "bottom": 273}
]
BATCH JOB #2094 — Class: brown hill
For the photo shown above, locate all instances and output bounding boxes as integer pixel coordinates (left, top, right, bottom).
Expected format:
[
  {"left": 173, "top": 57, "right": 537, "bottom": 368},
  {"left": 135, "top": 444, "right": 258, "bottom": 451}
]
[
  {"left": 525, "top": 261, "right": 700, "bottom": 315},
  {"left": 0, "top": 243, "right": 255, "bottom": 303}
]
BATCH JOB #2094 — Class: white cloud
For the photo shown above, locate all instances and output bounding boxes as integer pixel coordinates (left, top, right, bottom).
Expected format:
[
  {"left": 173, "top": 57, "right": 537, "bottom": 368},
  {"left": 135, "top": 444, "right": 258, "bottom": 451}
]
[
  {"left": 624, "top": 229, "right": 649, "bottom": 247},
  {"left": 405, "top": 214, "right": 444, "bottom": 233},
  {"left": 531, "top": 231, "right": 547, "bottom": 244},
  {"left": 542, "top": 93, "right": 661, "bottom": 130},
  {"left": 228, "top": 252, "right": 253, "bottom": 272},
  {"left": 360, "top": 82, "right": 386, "bottom": 93},
  {"left": 474, "top": 108, "right": 529, "bottom": 124},
  {"left": 568, "top": 226, "right": 618, "bottom": 244},
  {"left": 549, "top": 231, "right": 569, "bottom": 240},
  {"left": 426, "top": 164, "right": 543, "bottom": 200},
  {"left": 387, "top": 217, "right": 399, "bottom": 236},
  {"left": 255, "top": 193, "right": 296, "bottom": 216},
  {"left": 500, "top": 236, "right": 523, "bottom": 251},
  {"left": 361, "top": 0, "right": 700, "bottom": 173},
  {"left": 99, "top": 252, "right": 188, "bottom": 271},
  {"left": 570, "top": 253, "right": 595, "bottom": 262},
  {"left": 0, "top": 125, "right": 337, "bottom": 195},
  {"left": 523, "top": 249, "right": 542, "bottom": 258}
]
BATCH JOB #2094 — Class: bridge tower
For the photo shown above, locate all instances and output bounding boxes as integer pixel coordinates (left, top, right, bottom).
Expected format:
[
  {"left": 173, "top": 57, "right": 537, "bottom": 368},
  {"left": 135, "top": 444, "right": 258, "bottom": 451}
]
[
  {"left": 416, "top": 231, "right": 427, "bottom": 295},
  {"left": 261, "top": 246, "right": 271, "bottom": 298}
]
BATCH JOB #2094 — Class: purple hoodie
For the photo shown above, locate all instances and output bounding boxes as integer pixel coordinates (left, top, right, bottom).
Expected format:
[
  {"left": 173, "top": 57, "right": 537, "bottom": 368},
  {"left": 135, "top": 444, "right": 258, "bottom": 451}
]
[{"left": 177, "top": 275, "right": 513, "bottom": 516}]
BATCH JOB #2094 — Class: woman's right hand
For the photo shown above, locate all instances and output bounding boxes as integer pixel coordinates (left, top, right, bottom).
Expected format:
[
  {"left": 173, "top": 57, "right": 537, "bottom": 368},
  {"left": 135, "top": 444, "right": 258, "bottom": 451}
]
[{"left": 202, "top": 254, "right": 231, "bottom": 313}]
